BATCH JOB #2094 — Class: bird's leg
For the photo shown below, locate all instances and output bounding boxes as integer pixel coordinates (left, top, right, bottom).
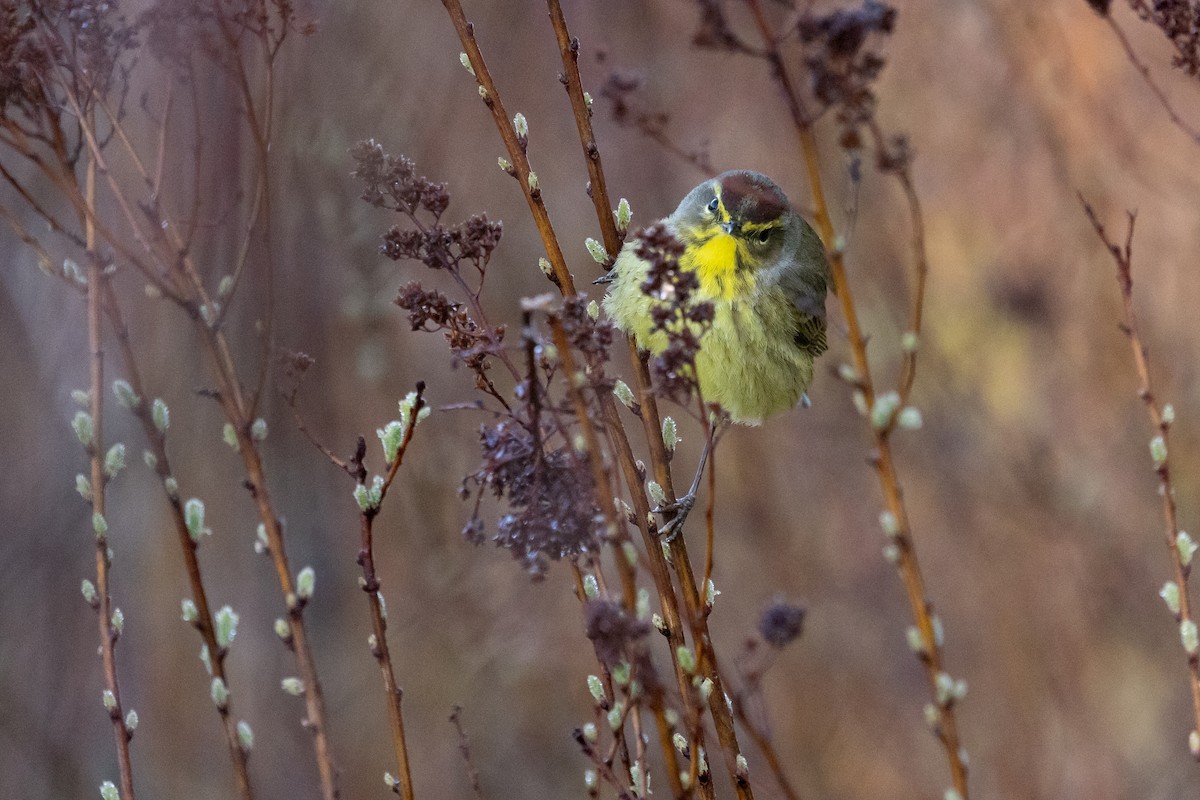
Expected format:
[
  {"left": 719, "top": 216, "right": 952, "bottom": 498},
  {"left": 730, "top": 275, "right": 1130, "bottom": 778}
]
[{"left": 654, "top": 422, "right": 719, "bottom": 541}]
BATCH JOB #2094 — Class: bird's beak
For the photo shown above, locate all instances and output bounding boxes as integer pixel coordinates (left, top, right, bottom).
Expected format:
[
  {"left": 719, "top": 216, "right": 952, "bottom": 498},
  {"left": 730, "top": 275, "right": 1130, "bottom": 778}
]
[{"left": 721, "top": 220, "right": 738, "bottom": 236}]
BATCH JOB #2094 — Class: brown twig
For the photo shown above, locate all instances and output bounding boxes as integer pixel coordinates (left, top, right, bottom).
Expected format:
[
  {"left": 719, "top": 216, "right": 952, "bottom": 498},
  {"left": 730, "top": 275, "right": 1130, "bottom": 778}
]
[
  {"left": 1081, "top": 197, "right": 1200, "bottom": 753},
  {"left": 441, "top": 0, "right": 575, "bottom": 294},
  {"left": 1101, "top": 10, "right": 1200, "bottom": 146},
  {"left": 450, "top": 706, "right": 486, "bottom": 800},
  {"left": 352, "top": 384, "right": 427, "bottom": 800},
  {"left": 743, "top": 1, "right": 969, "bottom": 796},
  {"left": 83, "top": 146, "right": 137, "bottom": 800},
  {"left": 102, "top": 284, "right": 255, "bottom": 799},
  {"left": 545, "top": 0, "right": 623, "bottom": 261}
]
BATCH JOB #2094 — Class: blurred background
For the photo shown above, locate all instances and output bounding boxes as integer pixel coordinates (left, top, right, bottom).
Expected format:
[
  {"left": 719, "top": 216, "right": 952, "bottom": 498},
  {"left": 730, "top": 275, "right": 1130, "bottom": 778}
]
[{"left": 3, "top": 0, "right": 1200, "bottom": 798}]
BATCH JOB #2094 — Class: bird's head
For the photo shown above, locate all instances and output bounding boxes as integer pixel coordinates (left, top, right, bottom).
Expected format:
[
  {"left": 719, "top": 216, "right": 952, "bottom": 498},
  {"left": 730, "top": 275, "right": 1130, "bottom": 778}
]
[{"left": 672, "top": 170, "right": 797, "bottom": 269}]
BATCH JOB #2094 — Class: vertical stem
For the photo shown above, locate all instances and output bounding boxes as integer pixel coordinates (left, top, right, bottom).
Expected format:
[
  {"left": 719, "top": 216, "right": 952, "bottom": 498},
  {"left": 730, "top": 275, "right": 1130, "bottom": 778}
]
[
  {"left": 101, "top": 286, "right": 254, "bottom": 800},
  {"left": 744, "top": 2, "right": 969, "bottom": 796},
  {"left": 85, "top": 149, "right": 137, "bottom": 800}
]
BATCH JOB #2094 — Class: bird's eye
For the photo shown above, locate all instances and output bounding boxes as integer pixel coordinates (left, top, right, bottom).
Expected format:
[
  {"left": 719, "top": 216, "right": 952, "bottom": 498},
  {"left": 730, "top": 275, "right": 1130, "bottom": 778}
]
[
  {"left": 707, "top": 197, "right": 719, "bottom": 212},
  {"left": 756, "top": 229, "right": 771, "bottom": 243}
]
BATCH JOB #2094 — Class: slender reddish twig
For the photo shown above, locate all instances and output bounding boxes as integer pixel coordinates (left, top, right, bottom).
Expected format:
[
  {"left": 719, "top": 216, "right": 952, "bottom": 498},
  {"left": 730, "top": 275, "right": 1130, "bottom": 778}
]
[
  {"left": 1081, "top": 197, "right": 1200, "bottom": 753},
  {"left": 441, "top": 0, "right": 575, "bottom": 294},
  {"left": 84, "top": 143, "right": 138, "bottom": 800},
  {"left": 545, "top": 0, "right": 623, "bottom": 261},
  {"left": 101, "top": 285, "right": 255, "bottom": 799},
  {"left": 1100, "top": 10, "right": 1200, "bottom": 146},
  {"left": 743, "top": 2, "right": 969, "bottom": 796}
]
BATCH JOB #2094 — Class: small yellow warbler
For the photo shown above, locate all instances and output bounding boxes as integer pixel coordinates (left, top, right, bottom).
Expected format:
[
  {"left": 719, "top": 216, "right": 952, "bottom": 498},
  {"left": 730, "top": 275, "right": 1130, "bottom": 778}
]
[{"left": 602, "top": 170, "right": 830, "bottom": 424}]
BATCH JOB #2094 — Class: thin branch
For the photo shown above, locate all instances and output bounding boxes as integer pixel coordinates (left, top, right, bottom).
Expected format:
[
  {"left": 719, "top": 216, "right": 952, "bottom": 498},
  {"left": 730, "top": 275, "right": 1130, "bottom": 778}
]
[
  {"left": 545, "top": 0, "right": 623, "bottom": 261},
  {"left": 1102, "top": 12, "right": 1200, "bottom": 146},
  {"left": 440, "top": 0, "right": 576, "bottom": 294},
  {"left": 450, "top": 707, "right": 486, "bottom": 800},
  {"left": 1080, "top": 196, "right": 1200, "bottom": 751},
  {"left": 84, "top": 145, "right": 138, "bottom": 800},
  {"left": 743, "top": 1, "right": 970, "bottom": 796},
  {"left": 356, "top": 385, "right": 426, "bottom": 800},
  {"left": 101, "top": 284, "right": 255, "bottom": 799}
]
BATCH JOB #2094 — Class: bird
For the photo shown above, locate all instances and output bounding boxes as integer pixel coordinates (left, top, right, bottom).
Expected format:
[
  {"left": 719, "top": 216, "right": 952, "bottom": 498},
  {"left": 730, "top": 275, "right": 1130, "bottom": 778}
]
[{"left": 601, "top": 169, "right": 830, "bottom": 426}]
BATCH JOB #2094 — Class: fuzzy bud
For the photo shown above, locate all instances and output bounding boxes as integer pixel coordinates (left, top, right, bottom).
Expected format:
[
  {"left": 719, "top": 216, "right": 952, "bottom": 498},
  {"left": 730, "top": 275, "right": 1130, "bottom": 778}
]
[
  {"left": 871, "top": 391, "right": 901, "bottom": 430},
  {"left": 76, "top": 474, "right": 92, "bottom": 501},
  {"left": 459, "top": 52, "right": 474, "bottom": 76},
  {"left": 1150, "top": 435, "right": 1167, "bottom": 467},
  {"left": 1161, "top": 581, "right": 1182, "bottom": 615},
  {"left": 111, "top": 608, "right": 124, "bottom": 635},
  {"left": 527, "top": 171, "right": 539, "bottom": 193},
  {"left": 897, "top": 406, "right": 923, "bottom": 430},
  {"left": 615, "top": 198, "right": 632, "bottom": 235},
  {"left": 1182, "top": 620, "right": 1199, "bottom": 656},
  {"left": 1178, "top": 531, "right": 1197, "bottom": 567},
  {"left": 1163, "top": 404, "right": 1176, "bottom": 425},
  {"left": 184, "top": 498, "right": 209, "bottom": 541},
  {"left": 879, "top": 510, "right": 900, "bottom": 537},
  {"left": 250, "top": 418, "right": 268, "bottom": 441},
  {"left": 587, "top": 674, "right": 605, "bottom": 704},
  {"left": 104, "top": 443, "right": 126, "bottom": 479},
  {"left": 99, "top": 781, "right": 119, "bottom": 800},
  {"left": 513, "top": 112, "right": 529, "bottom": 149},
  {"left": 538, "top": 257, "right": 553, "bottom": 277},
  {"left": 237, "top": 720, "right": 254, "bottom": 752},
  {"left": 281, "top": 677, "right": 305, "bottom": 696},
  {"left": 296, "top": 566, "right": 316, "bottom": 601},
  {"left": 72, "top": 411, "right": 95, "bottom": 448},
  {"left": 124, "top": 710, "right": 138, "bottom": 733},
  {"left": 704, "top": 579, "right": 720, "bottom": 608},
  {"left": 274, "top": 618, "right": 291, "bottom": 641},
  {"left": 211, "top": 677, "right": 229, "bottom": 710},
  {"left": 92, "top": 512, "right": 108, "bottom": 538},
  {"left": 222, "top": 423, "right": 240, "bottom": 451},
  {"left": 102, "top": 689, "right": 117, "bottom": 712},
  {"left": 661, "top": 416, "right": 678, "bottom": 454},
  {"left": 151, "top": 399, "right": 169, "bottom": 433},
  {"left": 607, "top": 702, "right": 624, "bottom": 730},
  {"left": 181, "top": 599, "right": 198, "bottom": 623},
  {"left": 647, "top": 481, "right": 666, "bottom": 509},
  {"left": 399, "top": 390, "right": 430, "bottom": 432},
  {"left": 582, "top": 573, "right": 599, "bottom": 600},
  {"left": 214, "top": 605, "right": 239, "bottom": 648},
  {"left": 112, "top": 380, "right": 140, "bottom": 410},
  {"left": 585, "top": 237, "right": 609, "bottom": 265},
  {"left": 613, "top": 380, "right": 635, "bottom": 409},
  {"left": 676, "top": 646, "right": 695, "bottom": 674},
  {"left": 81, "top": 579, "right": 97, "bottom": 605}
]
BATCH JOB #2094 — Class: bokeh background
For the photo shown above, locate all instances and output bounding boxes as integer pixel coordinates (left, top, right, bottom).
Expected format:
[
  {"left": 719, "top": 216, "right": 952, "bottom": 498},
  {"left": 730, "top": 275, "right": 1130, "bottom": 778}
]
[{"left": 4, "top": 1, "right": 1200, "bottom": 798}]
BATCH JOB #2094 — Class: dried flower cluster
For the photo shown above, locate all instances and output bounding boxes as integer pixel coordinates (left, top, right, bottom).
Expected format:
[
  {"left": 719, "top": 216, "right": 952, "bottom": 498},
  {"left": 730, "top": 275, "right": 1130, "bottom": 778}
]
[
  {"left": 1128, "top": 0, "right": 1200, "bottom": 76},
  {"left": 0, "top": 0, "right": 136, "bottom": 122},
  {"left": 795, "top": 0, "right": 902, "bottom": 162},
  {"left": 461, "top": 419, "right": 602, "bottom": 578},
  {"left": 584, "top": 598, "right": 651, "bottom": 668},
  {"left": 758, "top": 599, "right": 806, "bottom": 648},
  {"left": 634, "top": 223, "right": 713, "bottom": 405},
  {"left": 357, "top": 141, "right": 610, "bottom": 578}
]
